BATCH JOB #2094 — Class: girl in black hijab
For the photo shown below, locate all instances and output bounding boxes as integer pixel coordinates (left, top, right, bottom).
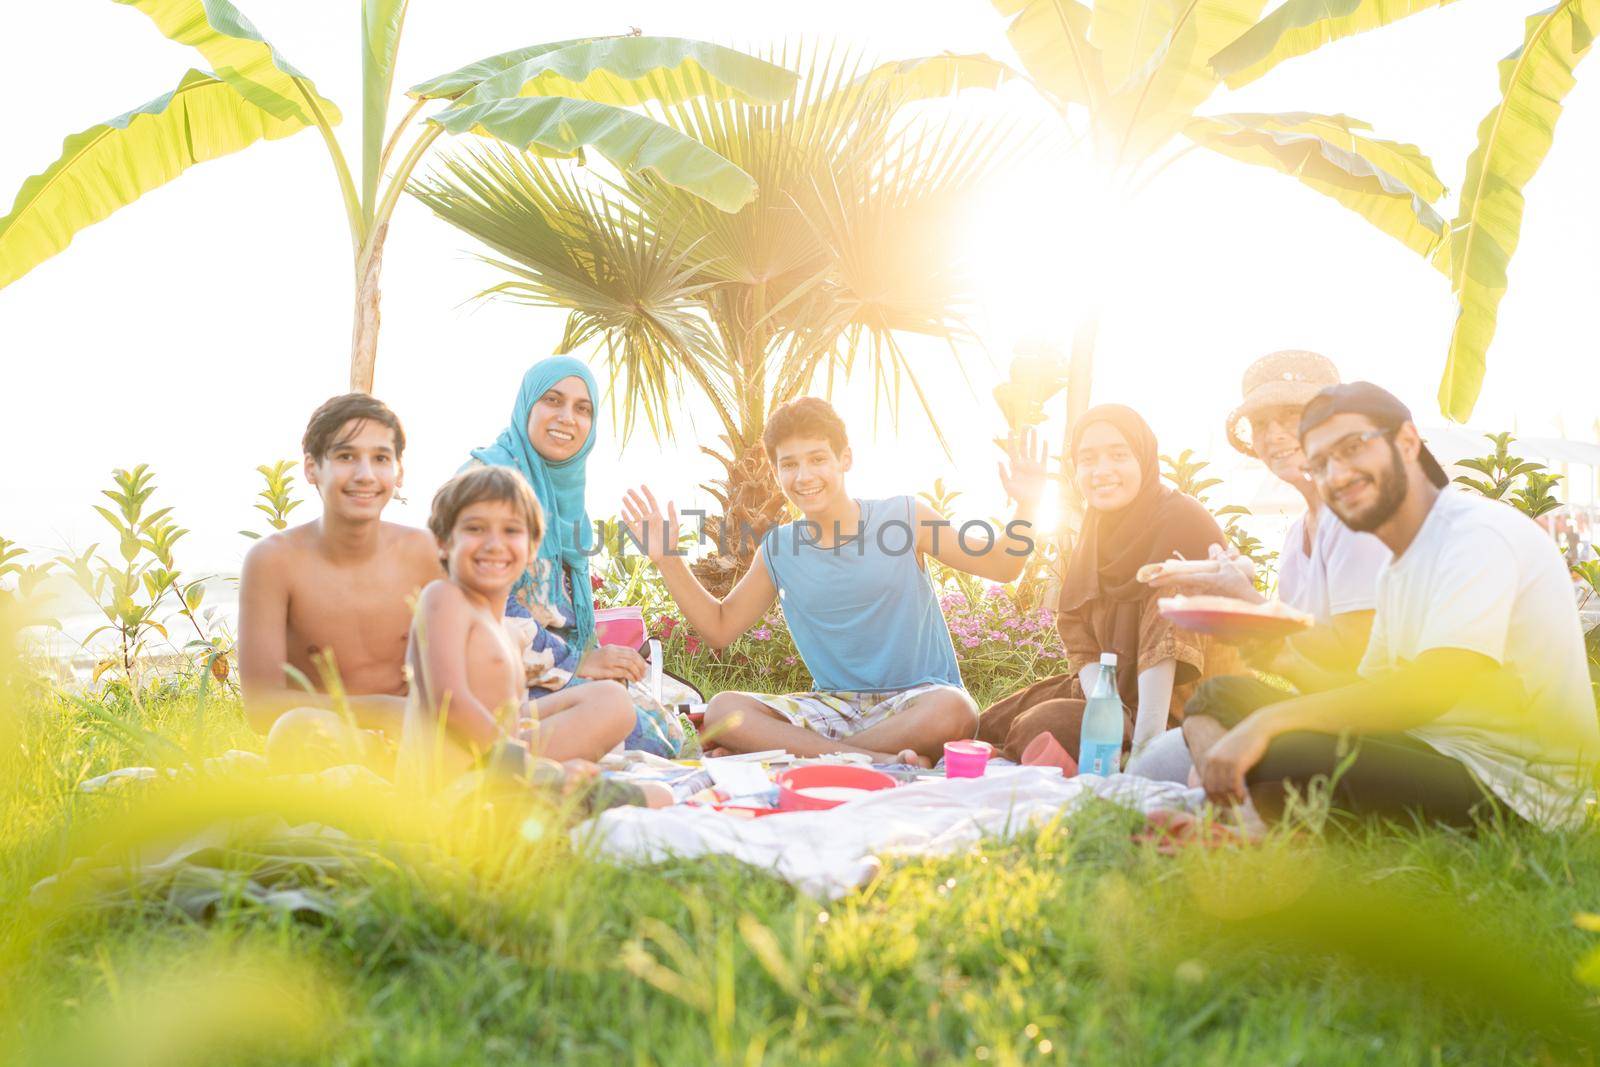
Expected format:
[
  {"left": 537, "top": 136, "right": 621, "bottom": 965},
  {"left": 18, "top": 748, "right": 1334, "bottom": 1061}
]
[{"left": 978, "top": 405, "right": 1233, "bottom": 764}]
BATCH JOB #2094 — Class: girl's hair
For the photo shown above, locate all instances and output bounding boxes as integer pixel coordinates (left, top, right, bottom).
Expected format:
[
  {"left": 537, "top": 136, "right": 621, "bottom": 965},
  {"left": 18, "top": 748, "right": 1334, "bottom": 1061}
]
[{"left": 428, "top": 466, "right": 544, "bottom": 550}]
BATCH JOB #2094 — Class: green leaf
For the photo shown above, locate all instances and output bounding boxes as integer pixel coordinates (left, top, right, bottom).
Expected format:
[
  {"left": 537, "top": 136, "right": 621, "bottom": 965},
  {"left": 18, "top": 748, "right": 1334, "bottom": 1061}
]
[
  {"left": 114, "top": 0, "right": 339, "bottom": 124},
  {"left": 429, "top": 96, "right": 761, "bottom": 213},
  {"left": 995, "top": 0, "right": 1105, "bottom": 107},
  {"left": 1438, "top": 0, "right": 1599, "bottom": 422},
  {"left": 1213, "top": 0, "right": 1464, "bottom": 89},
  {"left": 1185, "top": 112, "right": 1447, "bottom": 257},
  {"left": 0, "top": 71, "right": 309, "bottom": 289},
  {"left": 827, "top": 52, "right": 1019, "bottom": 108},
  {"left": 362, "top": 0, "right": 411, "bottom": 211},
  {"left": 407, "top": 38, "right": 601, "bottom": 100},
  {"left": 442, "top": 37, "right": 797, "bottom": 111},
  {"left": 1105, "top": 0, "right": 1269, "bottom": 162},
  {"left": 1091, "top": 0, "right": 1187, "bottom": 92}
]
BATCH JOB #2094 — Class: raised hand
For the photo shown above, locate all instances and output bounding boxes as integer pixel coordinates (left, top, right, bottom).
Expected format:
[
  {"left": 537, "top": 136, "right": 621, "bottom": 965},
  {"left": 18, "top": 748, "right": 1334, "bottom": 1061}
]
[
  {"left": 621, "top": 485, "right": 680, "bottom": 565},
  {"left": 997, "top": 426, "right": 1049, "bottom": 506}
]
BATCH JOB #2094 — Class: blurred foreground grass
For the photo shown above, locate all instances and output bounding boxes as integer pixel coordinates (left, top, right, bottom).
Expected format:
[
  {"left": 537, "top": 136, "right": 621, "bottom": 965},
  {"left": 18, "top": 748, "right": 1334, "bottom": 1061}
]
[{"left": 3, "top": 677, "right": 1600, "bottom": 1066}]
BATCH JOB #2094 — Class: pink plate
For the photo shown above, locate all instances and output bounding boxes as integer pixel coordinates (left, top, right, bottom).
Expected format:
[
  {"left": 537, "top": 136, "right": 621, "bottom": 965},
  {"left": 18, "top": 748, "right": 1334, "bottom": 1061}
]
[{"left": 1158, "top": 600, "right": 1312, "bottom": 642}]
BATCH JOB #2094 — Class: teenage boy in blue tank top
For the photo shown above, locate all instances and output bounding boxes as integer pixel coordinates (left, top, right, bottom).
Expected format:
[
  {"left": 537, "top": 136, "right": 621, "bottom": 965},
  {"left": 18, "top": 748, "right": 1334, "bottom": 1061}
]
[{"left": 621, "top": 397, "right": 1047, "bottom": 766}]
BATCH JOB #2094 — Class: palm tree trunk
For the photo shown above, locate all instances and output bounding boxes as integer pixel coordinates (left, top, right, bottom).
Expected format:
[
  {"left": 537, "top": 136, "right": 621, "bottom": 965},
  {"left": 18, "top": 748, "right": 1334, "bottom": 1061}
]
[
  {"left": 348, "top": 223, "right": 388, "bottom": 393},
  {"left": 1055, "top": 305, "right": 1097, "bottom": 565}
]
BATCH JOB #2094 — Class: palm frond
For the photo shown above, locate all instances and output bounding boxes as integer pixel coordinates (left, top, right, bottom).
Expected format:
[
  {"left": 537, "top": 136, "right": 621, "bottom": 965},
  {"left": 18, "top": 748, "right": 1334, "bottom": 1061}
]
[{"left": 410, "top": 41, "right": 1025, "bottom": 458}]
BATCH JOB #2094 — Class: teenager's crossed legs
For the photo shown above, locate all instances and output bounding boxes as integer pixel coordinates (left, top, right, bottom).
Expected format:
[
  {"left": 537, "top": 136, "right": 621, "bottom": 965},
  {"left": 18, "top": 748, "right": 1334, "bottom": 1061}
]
[{"left": 702, "top": 684, "right": 978, "bottom": 766}]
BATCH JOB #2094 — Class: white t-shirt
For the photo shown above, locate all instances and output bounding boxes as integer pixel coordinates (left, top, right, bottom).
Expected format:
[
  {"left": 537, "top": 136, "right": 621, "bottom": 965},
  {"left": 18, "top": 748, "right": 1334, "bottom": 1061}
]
[
  {"left": 1359, "top": 490, "right": 1600, "bottom": 828},
  {"left": 1276, "top": 509, "right": 1391, "bottom": 624}
]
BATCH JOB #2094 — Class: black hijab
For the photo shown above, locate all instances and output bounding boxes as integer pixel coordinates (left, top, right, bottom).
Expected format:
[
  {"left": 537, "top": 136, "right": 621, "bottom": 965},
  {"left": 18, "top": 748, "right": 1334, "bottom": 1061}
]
[{"left": 1059, "top": 405, "right": 1225, "bottom": 694}]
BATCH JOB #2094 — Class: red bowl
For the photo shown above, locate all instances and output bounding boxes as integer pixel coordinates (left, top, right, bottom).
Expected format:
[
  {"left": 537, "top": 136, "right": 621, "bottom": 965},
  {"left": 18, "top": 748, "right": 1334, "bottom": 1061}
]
[{"left": 775, "top": 765, "right": 897, "bottom": 811}]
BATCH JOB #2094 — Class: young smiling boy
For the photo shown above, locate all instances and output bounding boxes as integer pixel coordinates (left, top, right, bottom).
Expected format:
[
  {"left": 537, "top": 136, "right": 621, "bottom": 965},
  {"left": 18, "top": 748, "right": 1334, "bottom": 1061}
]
[
  {"left": 622, "top": 397, "right": 1046, "bottom": 766},
  {"left": 399, "top": 466, "right": 641, "bottom": 784},
  {"left": 239, "top": 394, "right": 444, "bottom": 766}
]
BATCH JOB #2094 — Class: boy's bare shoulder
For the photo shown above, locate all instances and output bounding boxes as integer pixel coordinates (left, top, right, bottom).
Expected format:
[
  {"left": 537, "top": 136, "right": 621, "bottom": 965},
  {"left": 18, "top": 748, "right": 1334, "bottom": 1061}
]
[
  {"left": 384, "top": 522, "right": 444, "bottom": 569},
  {"left": 416, "top": 578, "right": 469, "bottom": 614},
  {"left": 241, "top": 521, "right": 318, "bottom": 573}
]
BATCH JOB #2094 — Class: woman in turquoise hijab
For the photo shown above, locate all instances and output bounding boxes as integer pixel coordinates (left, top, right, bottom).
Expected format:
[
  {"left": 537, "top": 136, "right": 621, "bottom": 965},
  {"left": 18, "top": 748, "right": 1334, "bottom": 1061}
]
[{"left": 469, "top": 355, "right": 645, "bottom": 684}]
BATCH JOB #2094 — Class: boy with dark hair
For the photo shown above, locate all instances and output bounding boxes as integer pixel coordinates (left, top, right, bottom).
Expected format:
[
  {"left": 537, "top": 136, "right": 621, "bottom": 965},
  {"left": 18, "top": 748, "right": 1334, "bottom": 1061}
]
[
  {"left": 399, "top": 466, "right": 642, "bottom": 783},
  {"left": 239, "top": 394, "right": 444, "bottom": 763},
  {"left": 623, "top": 396, "right": 1047, "bottom": 766}
]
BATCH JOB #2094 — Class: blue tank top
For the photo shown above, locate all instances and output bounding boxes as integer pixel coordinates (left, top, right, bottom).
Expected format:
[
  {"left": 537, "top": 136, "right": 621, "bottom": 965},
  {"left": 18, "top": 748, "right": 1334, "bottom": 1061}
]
[{"left": 761, "top": 495, "right": 963, "bottom": 692}]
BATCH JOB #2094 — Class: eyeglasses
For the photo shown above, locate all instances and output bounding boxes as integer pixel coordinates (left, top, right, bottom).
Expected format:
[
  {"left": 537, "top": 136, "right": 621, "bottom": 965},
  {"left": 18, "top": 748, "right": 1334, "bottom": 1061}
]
[{"left": 1305, "top": 428, "right": 1392, "bottom": 478}]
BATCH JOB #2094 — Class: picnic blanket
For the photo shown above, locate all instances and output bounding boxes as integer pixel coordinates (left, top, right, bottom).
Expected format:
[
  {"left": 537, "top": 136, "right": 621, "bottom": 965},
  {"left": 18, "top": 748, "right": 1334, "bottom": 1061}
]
[{"left": 577, "top": 767, "right": 1203, "bottom": 899}]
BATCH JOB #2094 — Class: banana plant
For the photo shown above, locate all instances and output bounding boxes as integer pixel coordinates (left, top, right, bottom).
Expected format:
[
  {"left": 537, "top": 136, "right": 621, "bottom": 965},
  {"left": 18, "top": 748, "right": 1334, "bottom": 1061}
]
[
  {"left": 994, "top": 0, "right": 1598, "bottom": 425},
  {"left": 990, "top": 0, "right": 1468, "bottom": 541},
  {"left": 1432, "top": 0, "right": 1598, "bottom": 420},
  {"left": 0, "top": 1, "right": 797, "bottom": 392}
]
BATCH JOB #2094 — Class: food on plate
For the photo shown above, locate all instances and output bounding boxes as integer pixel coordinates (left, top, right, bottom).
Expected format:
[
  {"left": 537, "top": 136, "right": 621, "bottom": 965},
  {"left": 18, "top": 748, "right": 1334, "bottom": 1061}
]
[{"left": 1132, "top": 556, "right": 1254, "bottom": 588}]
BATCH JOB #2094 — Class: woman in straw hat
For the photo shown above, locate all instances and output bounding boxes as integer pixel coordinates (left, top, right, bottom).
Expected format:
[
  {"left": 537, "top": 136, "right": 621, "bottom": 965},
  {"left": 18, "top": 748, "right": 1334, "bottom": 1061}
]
[{"left": 1145, "top": 351, "right": 1391, "bottom": 766}]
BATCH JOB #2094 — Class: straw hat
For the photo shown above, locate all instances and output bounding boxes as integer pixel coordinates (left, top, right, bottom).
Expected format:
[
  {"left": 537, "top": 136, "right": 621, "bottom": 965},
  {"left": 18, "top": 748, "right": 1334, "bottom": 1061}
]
[{"left": 1225, "top": 350, "right": 1341, "bottom": 455}]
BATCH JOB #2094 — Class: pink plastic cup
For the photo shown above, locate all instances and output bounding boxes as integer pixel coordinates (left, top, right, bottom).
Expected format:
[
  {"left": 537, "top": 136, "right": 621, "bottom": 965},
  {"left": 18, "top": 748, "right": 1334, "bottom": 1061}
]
[
  {"left": 593, "top": 605, "right": 646, "bottom": 649},
  {"left": 944, "top": 739, "right": 993, "bottom": 779}
]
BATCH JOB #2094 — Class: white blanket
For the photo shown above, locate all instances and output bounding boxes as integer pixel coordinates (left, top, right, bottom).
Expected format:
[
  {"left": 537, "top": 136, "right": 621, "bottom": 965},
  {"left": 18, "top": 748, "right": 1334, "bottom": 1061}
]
[{"left": 576, "top": 767, "right": 1202, "bottom": 899}]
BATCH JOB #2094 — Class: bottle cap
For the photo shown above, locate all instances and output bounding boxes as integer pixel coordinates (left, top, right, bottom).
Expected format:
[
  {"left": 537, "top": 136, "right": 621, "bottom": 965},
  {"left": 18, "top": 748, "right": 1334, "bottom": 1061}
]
[{"left": 1100, "top": 652, "right": 1118, "bottom": 667}]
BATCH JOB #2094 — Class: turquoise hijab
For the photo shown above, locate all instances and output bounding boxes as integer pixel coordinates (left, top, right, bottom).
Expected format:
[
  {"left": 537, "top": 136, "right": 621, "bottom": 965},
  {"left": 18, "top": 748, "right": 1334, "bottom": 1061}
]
[{"left": 469, "top": 356, "right": 600, "bottom": 651}]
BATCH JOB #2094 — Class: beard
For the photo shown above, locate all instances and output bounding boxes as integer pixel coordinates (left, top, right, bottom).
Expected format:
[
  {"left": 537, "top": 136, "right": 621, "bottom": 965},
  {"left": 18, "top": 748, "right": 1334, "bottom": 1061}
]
[{"left": 1332, "top": 442, "right": 1408, "bottom": 533}]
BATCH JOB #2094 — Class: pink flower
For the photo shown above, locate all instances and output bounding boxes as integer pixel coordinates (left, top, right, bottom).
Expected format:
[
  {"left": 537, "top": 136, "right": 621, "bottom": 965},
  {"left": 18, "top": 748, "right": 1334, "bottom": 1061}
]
[
  {"left": 751, "top": 627, "right": 773, "bottom": 641},
  {"left": 685, "top": 636, "right": 702, "bottom": 655},
  {"left": 961, "top": 636, "right": 981, "bottom": 649},
  {"left": 783, "top": 656, "right": 797, "bottom": 666},
  {"left": 590, "top": 573, "right": 606, "bottom": 593},
  {"left": 658, "top": 616, "right": 679, "bottom": 639}
]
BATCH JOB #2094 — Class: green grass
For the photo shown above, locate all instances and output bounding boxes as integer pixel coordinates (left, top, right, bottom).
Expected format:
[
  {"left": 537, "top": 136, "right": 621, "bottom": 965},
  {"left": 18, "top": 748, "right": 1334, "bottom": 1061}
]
[{"left": 3, "top": 677, "right": 1600, "bottom": 1067}]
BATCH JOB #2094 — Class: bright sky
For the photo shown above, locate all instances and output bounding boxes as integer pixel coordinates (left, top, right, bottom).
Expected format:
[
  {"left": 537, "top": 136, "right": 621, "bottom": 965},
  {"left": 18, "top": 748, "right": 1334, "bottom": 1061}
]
[{"left": 3, "top": 1, "right": 1598, "bottom": 578}]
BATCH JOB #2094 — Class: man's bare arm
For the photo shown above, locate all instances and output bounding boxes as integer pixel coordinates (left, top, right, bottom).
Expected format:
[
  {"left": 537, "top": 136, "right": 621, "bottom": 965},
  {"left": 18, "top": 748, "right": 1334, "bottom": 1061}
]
[
  {"left": 916, "top": 430, "right": 1047, "bottom": 583},
  {"left": 916, "top": 500, "right": 1036, "bottom": 584},
  {"left": 238, "top": 538, "right": 299, "bottom": 732},
  {"left": 1272, "top": 609, "right": 1376, "bottom": 691}
]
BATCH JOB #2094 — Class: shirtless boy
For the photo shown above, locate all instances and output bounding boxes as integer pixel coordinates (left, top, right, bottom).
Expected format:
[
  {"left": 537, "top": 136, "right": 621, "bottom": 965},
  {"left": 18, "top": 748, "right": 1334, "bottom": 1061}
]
[
  {"left": 238, "top": 394, "right": 443, "bottom": 761},
  {"left": 398, "top": 466, "right": 650, "bottom": 790}
]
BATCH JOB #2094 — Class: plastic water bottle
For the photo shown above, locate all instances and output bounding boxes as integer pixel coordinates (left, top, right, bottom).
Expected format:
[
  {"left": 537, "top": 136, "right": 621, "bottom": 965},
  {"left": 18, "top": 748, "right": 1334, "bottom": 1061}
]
[{"left": 1078, "top": 652, "right": 1123, "bottom": 776}]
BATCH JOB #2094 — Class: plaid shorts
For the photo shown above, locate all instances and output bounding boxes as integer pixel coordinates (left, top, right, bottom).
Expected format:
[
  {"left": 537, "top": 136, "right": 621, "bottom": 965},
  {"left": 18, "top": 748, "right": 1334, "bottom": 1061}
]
[{"left": 751, "top": 683, "right": 965, "bottom": 741}]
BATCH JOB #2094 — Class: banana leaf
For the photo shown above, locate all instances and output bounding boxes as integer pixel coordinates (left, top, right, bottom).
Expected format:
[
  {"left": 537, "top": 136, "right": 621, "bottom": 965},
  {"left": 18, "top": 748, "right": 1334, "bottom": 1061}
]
[
  {"left": 1212, "top": 0, "right": 1465, "bottom": 90},
  {"left": 439, "top": 37, "right": 796, "bottom": 110},
  {"left": 114, "top": 0, "right": 338, "bottom": 123},
  {"left": 362, "top": 0, "right": 411, "bottom": 209},
  {"left": 1104, "top": 0, "right": 1269, "bottom": 163},
  {"left": 1438, "top": 0, "right": 1598, "bottom": 421},
  {"left": 429, "top": 95, "right": 761, "bottom": 213},
  {"left": 1186, "top": 112, "right": 1447, "bottom": 257},
  {"left": 993, "top": 0, "right": 1105, "bottom": 108},
  {"left": 0, "top": 71, "right": 309, "bottom": 289}
]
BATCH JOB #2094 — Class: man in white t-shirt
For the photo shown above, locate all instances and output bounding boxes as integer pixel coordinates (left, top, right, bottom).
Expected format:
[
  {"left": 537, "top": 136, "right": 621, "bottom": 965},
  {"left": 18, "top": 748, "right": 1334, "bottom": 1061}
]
[{"left": 1193, "top": 382, "right": 1599, "bottom": 829}]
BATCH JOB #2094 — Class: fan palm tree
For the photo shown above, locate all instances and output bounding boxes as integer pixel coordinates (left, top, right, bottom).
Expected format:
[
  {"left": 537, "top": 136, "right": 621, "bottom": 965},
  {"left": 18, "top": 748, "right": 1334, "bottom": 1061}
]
[
  {"left": 992, "top": 0, "right": 1600, "bottom": 424},
  {"left": 0, "top": 1, "right": 796, "bottom": 392},
  {"left": 411, "top": 48, "right": 1019, "bottom": 591}
]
